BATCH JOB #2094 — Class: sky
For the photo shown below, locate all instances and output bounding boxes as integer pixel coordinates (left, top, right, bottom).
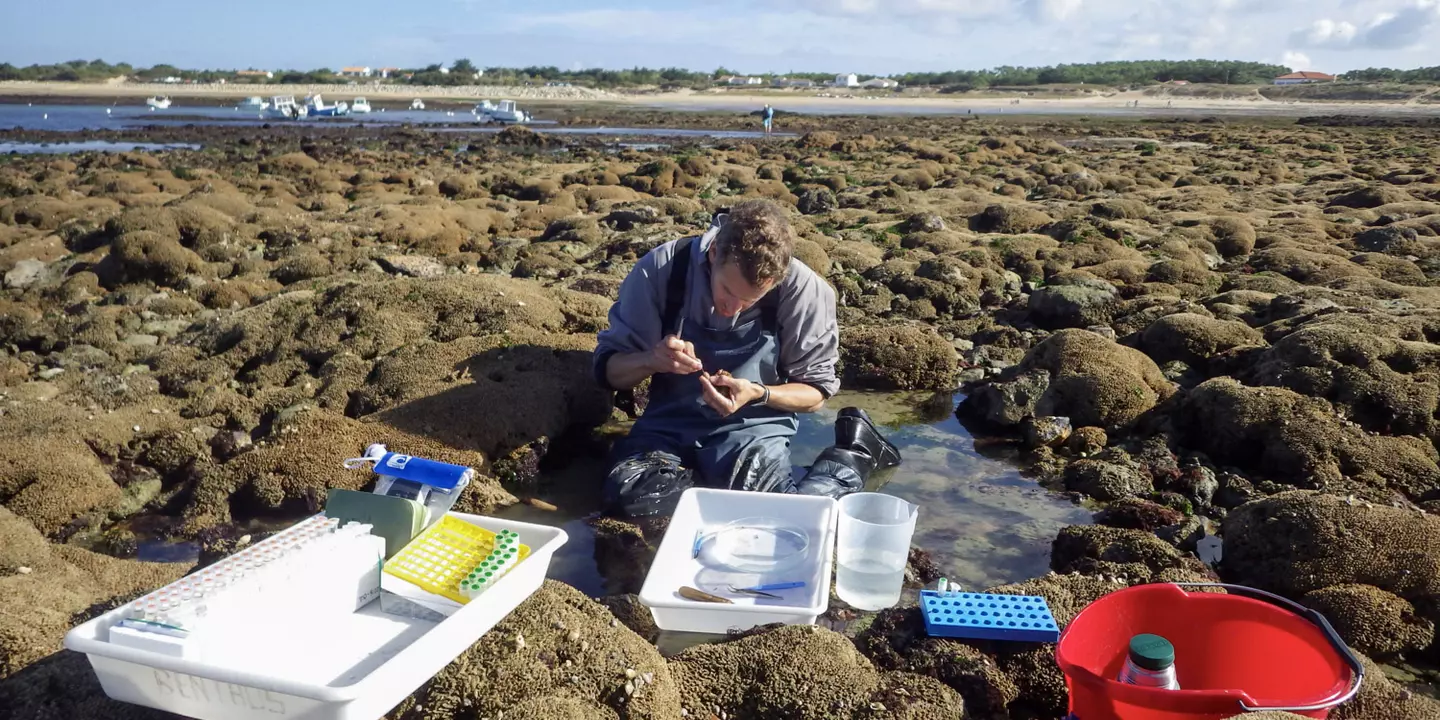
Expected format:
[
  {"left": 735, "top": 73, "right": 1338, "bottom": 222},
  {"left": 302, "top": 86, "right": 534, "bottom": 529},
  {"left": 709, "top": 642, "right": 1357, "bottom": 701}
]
[{"left": 3, "top": 0, "right": 1439, "bottom": 75}]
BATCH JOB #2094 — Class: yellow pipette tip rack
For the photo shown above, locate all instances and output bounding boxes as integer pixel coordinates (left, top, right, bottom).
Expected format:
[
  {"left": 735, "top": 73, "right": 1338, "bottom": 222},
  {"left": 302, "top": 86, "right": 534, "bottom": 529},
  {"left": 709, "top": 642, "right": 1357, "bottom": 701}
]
[{"left": 382, "top": 515, "right": 530, "bottom": 604}]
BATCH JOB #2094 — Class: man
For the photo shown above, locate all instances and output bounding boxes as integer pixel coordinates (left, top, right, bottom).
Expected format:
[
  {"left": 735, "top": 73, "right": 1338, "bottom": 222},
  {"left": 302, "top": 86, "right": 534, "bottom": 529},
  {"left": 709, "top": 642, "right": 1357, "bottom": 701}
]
[
  {"left": 762, "top": 104, "right": 774, "bottom": 136},
  {"left": 593, "top": 200, "right": 901, "bottom": 518}
]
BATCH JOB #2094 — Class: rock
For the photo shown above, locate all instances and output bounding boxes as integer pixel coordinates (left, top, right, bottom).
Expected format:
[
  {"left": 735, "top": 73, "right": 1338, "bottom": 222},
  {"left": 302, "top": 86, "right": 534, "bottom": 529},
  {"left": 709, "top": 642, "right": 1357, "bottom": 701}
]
[
  {"left": 1213, "top": 471, "right": 1257, "bottom": 509},
  {"left": 379, "top": 254, "right": 446, "bottom": 278},
  {"left": 1329, "top": 653, "right": 1440, "bottom": 720},
  {"left": 1301, "top": 584, "right": 1435, "bottom": 659},
  {"left": 1155, "top": 515, "right": 1210, "bottom": 551},
  {"left": 1354, "top": 225, "right": 1420, "bottom": 254},
  {"left": 590, "top": 517, "right": 663, "bottom": 595},
  {"left": 1094, "top": 498, "right": 1185, "bottom": 532},
  {"left": 602, "top": 205, "right": 663, "bottom": 231},
  {"left": 1222, "top": 491, "right": 1440, "bottom": 617},
  {"left": 121, "top": 334, "right": 160, "bottom": 347},
  {"left": 3, "top": 259, "right": 48, "bottom": 290},
  {"left": 971, "top": 204, "right": 1053, "bottom": 234},
  {"left": 1329, "top": 185, "right": 1412, "bottom": 209},
  {"left": 1208, "top": 216, "right": 1257, "bottom": 257},
  {"left": 1084, "top": 324, "right": 1117, "bottom": 341},
  {"left": 1178, "top": 378, "right": 1440, "bottom": 500},
  {"left": 670, "top": 624, "right": 966, "bottom": 720},
  {"left": 1051, "top": 525, "right": 1212, "bottom": 581},
  {"left": 0, "top": 506, "right": 189, "bottom": 678},
  {"left": 797, "top": 187, "right": 838, "bottom": 215},
  {"left": 1066, "top": 426, "right": 1108, "bottom": 455},
  {"left": 903, "top": 212, "right": 947, "bottom": 233},
  {"left": 1020, "top": 329, "right": 1175, "bottom": 430},
  {"left": 1139, "top": 313, "right": 1266, "bottom": 370},
  {"left": 1064, "top": 459, "right": 1153, "bottom": 501},
  {"left": 596, "top": 594, "right": 659, "bottom": 643},
  {"left": 840, "top": 324, "right": 960, "bottom": 391},
  {"left": 852, "top": 607, "right": 1018, "bottom": 717},
  {"left": 1173, "top": 464, "right": 1220, "bottom": 508},
  {"left": 1021, "top": 415, "right": 1072, "bottom": 449},
  {"left": 960, "top": 369, "right": 1050, "bottom": 427},
  {"left": 392, "top": 580, "right": 680, "bottom": 719},
  {"left": 1028, "top": 283, "right": 1119, "bottom": 330}
]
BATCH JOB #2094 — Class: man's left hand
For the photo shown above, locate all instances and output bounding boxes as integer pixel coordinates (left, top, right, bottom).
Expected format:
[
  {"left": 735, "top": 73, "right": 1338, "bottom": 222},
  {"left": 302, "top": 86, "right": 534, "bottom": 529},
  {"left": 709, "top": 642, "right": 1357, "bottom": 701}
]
[{"left": 699, "top": 372, "right": 763, "bottom": 417}]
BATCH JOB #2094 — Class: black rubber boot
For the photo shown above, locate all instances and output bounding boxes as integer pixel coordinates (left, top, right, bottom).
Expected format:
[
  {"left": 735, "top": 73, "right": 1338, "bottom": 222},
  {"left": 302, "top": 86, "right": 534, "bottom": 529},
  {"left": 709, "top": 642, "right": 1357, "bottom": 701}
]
[
  {"left": 792, "top": 407, "right": 902, "bottom": 498},
  {"left": 835, "top": 407, "right": 902, "bottom": 470}
]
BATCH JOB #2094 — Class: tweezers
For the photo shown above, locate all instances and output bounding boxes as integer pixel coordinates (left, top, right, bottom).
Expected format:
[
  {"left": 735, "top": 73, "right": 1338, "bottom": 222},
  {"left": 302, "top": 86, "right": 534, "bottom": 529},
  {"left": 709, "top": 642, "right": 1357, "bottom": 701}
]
[{"left": 728, "top": 581, "right": 806, "bottom": 599}]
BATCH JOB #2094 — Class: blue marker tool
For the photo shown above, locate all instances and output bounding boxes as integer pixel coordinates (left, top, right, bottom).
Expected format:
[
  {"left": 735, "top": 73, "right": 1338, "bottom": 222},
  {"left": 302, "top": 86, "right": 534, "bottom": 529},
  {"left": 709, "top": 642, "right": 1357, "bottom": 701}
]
[
  {"left": 920, "top": 590, "right": 1060, "bottom": 643},
  {"left": 737, "top": 582, "right": 805, "bottom": 592}
]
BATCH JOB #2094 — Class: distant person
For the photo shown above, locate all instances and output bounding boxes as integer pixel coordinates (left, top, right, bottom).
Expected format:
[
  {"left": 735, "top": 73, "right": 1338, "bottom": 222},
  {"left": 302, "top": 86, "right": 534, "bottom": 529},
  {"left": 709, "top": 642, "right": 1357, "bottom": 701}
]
[{"left": 763, "top": 104, "right": 774, "bottom": 136}]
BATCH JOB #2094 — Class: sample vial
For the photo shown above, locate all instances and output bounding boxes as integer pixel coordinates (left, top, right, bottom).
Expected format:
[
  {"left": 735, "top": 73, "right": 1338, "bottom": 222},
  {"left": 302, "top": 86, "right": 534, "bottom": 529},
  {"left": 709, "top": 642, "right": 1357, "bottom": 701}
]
[{"left": 1117, "top": 634, "right": 1180, "bottom": 690}]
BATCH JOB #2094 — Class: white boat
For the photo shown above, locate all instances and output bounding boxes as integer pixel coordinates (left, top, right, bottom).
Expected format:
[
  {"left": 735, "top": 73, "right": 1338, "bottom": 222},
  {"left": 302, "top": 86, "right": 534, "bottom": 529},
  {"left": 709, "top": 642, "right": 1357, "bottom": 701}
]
[
  {"left": 475, "top": 99, "right": 531, "bottom": 124},
  {"left": 145, "top": 96, "right": 172, "bottom": 110},
  {"left": 410, "top": 98, "right": 426, "bottom": 110},
  {"left": 305, "top": 93, "right": 350, "bottom": 117},
  {"left": 237, "top": 96, "right": 269, "bottom": 112},
  {"left": 266, "top": 95, "right": 309, "bottom": 119},
  {"left": 351, "top": 97, "right": 372, "bottom": 113}
]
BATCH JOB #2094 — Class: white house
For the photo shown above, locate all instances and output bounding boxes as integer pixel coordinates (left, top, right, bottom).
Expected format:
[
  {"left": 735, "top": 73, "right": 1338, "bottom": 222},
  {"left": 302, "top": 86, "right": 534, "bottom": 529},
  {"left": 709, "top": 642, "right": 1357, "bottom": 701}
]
[
  {"left": 859, "top": 78, "right": 899, "bottom": 89},
  {"left": 723, "top": 75, "right": 764, "bottom": 85},
  {"left": 773, "top": 77, "right": 816, "bottom": 88},
  {"left": 340, "top": 66, "right": 373, "bottom": 78},
  {"left": 832, "top": 73, "right": 859, "bottom": 88}
]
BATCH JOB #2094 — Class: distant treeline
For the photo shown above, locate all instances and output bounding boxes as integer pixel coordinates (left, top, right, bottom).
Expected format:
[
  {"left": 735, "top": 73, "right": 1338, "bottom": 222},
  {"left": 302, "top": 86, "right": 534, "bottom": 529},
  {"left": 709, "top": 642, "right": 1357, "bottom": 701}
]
[
  {"left": 893, "top": 60, "right": 1291, "bottom": 88},
  {"left": 3, "top": 58, "right": 1440, "bottom": 89},
  {"left": 1341, "top": 66, "right": 1440, "bottom": 83}
]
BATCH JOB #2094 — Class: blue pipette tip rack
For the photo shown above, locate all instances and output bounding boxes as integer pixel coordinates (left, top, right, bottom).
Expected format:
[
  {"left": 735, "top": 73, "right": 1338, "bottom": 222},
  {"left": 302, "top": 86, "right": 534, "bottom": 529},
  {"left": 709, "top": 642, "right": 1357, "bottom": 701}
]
[{"left": 920, "top": 590, "right": 1060, "bottom": 643}]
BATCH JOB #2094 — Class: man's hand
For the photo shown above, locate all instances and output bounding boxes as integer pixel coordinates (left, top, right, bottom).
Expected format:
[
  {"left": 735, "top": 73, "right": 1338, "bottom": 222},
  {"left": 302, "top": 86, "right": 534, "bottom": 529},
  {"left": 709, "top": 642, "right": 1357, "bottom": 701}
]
[
  {"left": 649, "top": 335, "right": 703, "bottom": 375},
  {"left": 700, "top": 372, "right": 764, "bottom": 417}
]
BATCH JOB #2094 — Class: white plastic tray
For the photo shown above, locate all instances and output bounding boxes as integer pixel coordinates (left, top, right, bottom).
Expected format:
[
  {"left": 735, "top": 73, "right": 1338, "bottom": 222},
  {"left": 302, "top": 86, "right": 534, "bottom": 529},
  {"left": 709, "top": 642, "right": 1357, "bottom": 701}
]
[
  {"left": 639, "top": 488, "right": 837, "bottom": 634},
  {"left": 64, "top": 513, "right": 567, "bottom": 720}
]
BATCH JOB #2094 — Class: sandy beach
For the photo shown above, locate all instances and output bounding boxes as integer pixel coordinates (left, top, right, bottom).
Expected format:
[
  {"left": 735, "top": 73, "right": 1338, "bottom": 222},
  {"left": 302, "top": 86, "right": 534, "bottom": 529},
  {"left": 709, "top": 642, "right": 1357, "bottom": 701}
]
[{"left": 5, "top": 80, "right": 1440, "bottom": 117}]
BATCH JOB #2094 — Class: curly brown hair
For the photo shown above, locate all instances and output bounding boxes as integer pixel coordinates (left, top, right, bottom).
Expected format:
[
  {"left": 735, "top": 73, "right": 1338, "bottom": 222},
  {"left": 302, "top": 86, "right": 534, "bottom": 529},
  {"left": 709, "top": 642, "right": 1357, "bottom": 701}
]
[{"left": 713, "top": 200, "right": 795, "bottom": 287}]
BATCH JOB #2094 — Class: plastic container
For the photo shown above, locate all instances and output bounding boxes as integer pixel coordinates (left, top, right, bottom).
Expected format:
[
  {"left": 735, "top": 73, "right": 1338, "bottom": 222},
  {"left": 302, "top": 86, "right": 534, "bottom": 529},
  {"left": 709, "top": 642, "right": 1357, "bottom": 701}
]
[
  {"left": 345, "top": 444, "right": 472, "bottom": 529},
  {"left": 834, "top": 492, "right": 917, "bottom": 611},
  {"left": 639, "top": 488, "right": 836, "bottom": 634},
  {"left": 64, "top": 513, "right": 568, "bottom": 720},
  {"left": 1118, "top": 634, "right": 1181, "bottom": 690},
  {"left": 1056, "top": 583, "right": 1364, "bottom": 720}
]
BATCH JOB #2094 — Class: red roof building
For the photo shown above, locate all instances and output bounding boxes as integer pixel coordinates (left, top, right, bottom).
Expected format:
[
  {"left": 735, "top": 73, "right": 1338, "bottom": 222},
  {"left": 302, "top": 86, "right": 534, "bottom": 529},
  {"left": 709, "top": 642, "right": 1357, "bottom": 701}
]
[{"left": 1274, "top": 71, "right": 1336, "bottom": 85}]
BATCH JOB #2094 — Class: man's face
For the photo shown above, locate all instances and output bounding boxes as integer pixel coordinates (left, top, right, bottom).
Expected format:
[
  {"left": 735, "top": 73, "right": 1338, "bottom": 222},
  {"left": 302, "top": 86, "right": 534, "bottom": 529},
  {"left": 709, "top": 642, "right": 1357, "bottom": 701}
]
[{"left": 709, "top": 246, "right": 774, "bottom": 318}]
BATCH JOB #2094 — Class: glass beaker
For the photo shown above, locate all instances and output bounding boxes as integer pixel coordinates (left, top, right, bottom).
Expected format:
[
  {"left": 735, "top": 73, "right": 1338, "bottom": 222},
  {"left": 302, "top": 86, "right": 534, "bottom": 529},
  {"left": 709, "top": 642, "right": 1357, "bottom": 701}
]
[{"left": 835, "top": 492, "right": 917, "bottom": 611}]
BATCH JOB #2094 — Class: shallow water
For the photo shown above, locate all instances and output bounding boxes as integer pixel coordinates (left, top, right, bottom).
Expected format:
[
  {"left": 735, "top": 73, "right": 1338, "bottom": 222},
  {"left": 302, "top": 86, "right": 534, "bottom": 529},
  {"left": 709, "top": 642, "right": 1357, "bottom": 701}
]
[
  {"left": 495, "top": 390, "right": 1093, "bottom": 597},
  {"left": 0, "top": 140, "right": 200, "bottom": 154},
  {"left": 0, "top": 103, "right": 791, "bottom": 138}
]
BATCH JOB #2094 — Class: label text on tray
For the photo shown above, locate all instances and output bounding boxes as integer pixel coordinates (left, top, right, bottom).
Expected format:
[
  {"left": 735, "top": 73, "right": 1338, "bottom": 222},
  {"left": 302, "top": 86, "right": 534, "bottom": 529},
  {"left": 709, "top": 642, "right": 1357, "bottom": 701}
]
[{"left": 153, "top": 669, "right": 287, "bottom": 715}]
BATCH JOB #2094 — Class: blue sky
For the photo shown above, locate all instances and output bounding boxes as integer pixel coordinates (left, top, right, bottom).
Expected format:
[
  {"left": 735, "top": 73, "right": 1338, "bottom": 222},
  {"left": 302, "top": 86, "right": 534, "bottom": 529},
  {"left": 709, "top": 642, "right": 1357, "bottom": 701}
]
[{"left": 4, "top": 0, "right": 1439, "bottom": 74}]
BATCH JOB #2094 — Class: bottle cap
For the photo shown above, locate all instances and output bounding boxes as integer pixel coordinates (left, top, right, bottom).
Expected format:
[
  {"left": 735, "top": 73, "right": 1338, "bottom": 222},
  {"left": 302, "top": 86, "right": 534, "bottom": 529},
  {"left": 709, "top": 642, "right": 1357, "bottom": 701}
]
[{"left": 1128, "top": 634, "right": 1175, "bottom": 671}]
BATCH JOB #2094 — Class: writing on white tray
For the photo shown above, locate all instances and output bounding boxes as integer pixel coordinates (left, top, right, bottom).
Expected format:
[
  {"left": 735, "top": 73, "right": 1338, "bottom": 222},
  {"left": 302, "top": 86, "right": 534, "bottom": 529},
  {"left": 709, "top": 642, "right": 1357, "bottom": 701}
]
[{"left": 153, "top": 669, "right": 287, "bottom": 715}]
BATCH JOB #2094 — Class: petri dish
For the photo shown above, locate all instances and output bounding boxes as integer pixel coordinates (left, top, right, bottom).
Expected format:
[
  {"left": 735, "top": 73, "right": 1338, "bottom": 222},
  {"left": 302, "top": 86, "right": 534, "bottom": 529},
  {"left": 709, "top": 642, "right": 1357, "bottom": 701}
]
[{"left": 702, "top": 516, "right": 810, "bottom": 574}]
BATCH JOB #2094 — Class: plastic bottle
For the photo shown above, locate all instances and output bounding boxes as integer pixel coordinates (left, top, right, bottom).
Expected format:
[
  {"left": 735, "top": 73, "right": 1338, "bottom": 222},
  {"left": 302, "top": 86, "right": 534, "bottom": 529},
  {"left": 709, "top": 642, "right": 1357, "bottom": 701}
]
[{"left": 1117, "top": 633, "right": 1180, "bottom": 690}]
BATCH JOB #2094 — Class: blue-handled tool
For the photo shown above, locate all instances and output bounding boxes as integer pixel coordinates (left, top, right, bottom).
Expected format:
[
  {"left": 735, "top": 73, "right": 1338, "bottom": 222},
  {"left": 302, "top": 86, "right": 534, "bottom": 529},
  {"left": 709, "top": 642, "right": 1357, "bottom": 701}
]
[{"left": 739, "top": 582, "right": 806, "bottom": 592}]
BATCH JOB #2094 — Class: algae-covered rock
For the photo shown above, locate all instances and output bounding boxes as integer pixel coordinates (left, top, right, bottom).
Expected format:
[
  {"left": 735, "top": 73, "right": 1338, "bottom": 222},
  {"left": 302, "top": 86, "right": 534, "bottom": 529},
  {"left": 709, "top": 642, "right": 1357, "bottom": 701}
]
[
  {"left": 392, "top": 580, "right": 680, "bottom": 719},
  {"left": 839, "top": 324, "right": 960, "bottom": 391},
  {"left": 1301, "top": 584, "right": 1435, "bottom": 659},
  {"left": 670, "top": 624, "right": 966, "bottom": 719}
]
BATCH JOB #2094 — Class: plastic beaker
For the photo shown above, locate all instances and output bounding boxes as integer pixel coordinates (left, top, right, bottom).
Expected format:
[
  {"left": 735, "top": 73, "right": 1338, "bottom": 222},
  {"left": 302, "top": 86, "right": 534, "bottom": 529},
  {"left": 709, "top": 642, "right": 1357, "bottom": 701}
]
[{"left": 835, "top": 492, "right": 917, "bottom": 611}]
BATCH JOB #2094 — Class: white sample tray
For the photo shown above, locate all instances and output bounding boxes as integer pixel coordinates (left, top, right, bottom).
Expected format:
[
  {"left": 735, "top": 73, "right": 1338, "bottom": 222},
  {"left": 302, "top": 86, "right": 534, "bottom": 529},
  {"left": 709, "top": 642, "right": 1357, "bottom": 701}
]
[
  {"left": 639, "top": 488, "right": 838, "bottom": 634},
  {"left": 64, "top": 513, "right": 567, "bottom": 720}
]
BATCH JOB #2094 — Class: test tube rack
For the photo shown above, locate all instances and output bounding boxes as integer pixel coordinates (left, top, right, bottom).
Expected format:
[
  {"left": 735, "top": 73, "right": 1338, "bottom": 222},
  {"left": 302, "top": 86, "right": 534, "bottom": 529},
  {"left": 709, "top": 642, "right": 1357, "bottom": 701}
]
[
  {"left": 382, "top": 516, "right": 530, "bottom": 606},
  {"left": 920, "top": 590, "right": 1060, "bottom": 643},
  {"left": 110, "top": 515, "right": 385, "bottom": 657}
]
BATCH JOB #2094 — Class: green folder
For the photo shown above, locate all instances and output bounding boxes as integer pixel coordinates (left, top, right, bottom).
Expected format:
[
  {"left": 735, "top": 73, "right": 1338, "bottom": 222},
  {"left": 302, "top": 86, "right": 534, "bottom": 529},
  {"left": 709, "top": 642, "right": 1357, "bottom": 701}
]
[{"left": 324, "top": 489, "right": 425, "bottom": 560}]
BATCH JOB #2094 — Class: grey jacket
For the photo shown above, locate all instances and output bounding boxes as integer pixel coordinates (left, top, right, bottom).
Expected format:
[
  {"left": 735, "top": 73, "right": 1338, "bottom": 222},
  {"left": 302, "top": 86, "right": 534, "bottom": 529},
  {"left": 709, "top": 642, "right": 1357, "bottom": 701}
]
[{"left": 593, "top": 220, "right": 840, "bottom": 398}]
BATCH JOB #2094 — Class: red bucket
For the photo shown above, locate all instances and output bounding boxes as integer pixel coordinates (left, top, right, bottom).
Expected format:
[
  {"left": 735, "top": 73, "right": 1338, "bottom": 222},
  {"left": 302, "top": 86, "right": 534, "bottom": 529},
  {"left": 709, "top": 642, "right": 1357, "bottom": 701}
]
[{"left": 1055, "top": 583, "right": 1364, "bottom": 720}]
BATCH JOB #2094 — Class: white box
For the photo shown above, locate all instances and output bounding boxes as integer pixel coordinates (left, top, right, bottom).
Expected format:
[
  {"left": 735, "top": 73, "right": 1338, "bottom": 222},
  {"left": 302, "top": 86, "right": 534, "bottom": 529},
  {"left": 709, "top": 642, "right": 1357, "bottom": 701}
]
[
  {"left": 64, "top": 513, "right": 567, "bottom": 720},
  {"left": 639, "top": 488, "right": 838, "bottom": 634}
]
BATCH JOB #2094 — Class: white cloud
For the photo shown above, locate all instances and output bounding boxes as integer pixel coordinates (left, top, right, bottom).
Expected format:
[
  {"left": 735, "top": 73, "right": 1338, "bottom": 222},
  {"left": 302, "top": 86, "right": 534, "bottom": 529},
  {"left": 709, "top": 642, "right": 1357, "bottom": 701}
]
[
  {"left": 1290, "top": 0, "right": 1439, "bottom": 50},
  {"left": 1292, "top": 18, "right": 1359, "bottom": 46},
  {"left": 1031, "top": 0, "right": 1085, "bottom": 21},
  {"left": 1282, "top": 50, "right": 1313, "bottom": 69}
]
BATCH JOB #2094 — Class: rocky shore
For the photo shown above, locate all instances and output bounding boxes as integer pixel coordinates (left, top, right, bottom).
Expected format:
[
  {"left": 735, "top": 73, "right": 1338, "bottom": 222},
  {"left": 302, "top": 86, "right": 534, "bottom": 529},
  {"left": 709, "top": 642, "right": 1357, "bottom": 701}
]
[{"left": 2, "top": 113, "right": 1439, "bottom": 718}]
